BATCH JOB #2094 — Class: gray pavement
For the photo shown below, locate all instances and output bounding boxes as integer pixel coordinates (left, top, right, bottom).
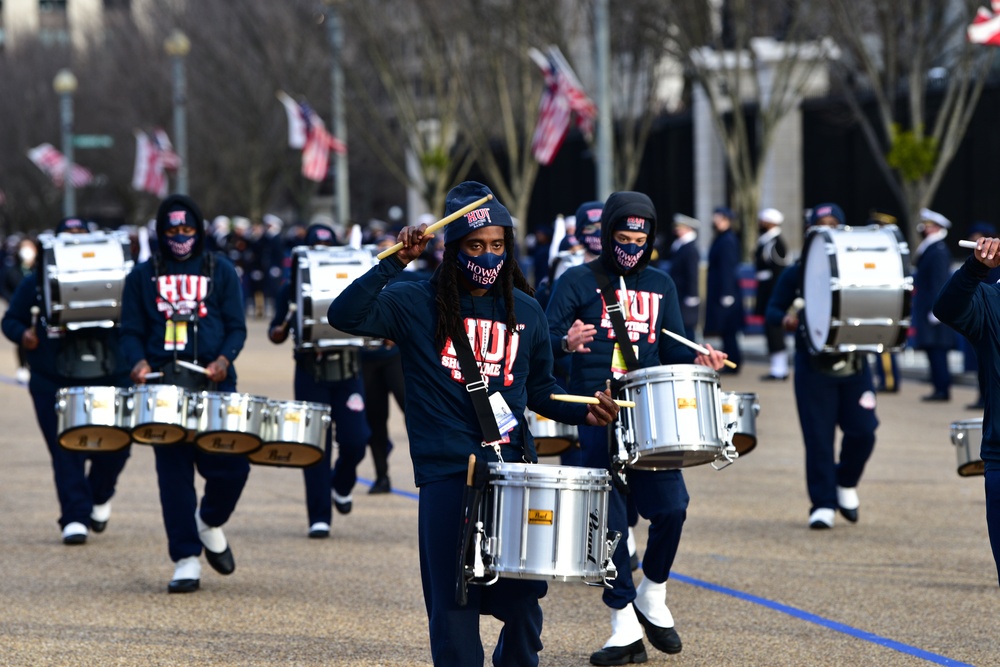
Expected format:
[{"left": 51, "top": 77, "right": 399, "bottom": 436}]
[{"left": 0, "top": 320, "right": 996, "bottom": 666}]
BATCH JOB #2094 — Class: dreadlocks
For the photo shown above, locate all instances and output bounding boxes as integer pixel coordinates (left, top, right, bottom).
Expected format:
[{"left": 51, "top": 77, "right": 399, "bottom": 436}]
[{"left": 434, "top": 227, "right": 532, "bottom": 350}]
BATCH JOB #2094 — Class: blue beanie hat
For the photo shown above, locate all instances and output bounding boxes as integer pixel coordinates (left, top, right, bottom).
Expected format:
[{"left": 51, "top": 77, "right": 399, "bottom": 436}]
[
  {"left": 442, "top": 181, "right": 513, "bottom": 245},
  {"left": 576, "top": 201, "right": 604, "bottom": 254},
  {"left": 809, "top": 203, "right": 845, "bottom": 226},
  {"left": 713, "top": 206, "right": 735, "bottom": 220},
  {"left": 305, "top": 223, "right": 337, "bottom": 246},
  {"left": 57, "top": 217, "right": 88, "bottom": 234}
]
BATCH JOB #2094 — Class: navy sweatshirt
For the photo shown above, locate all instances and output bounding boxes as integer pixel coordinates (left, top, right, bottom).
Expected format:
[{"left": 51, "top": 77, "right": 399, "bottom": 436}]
[
  {"left": 327, "top": 256, "right": 589, "bottom": 486},
  {"left": 934, "top": 257, "right": 1000, "bottom": 470},
  {"left": 119, "top": 253, "right": 246, "bottom": 379}
]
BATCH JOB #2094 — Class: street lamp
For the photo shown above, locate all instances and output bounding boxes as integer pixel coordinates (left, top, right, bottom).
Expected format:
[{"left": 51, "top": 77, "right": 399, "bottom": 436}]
[
  {"left": 53, "top": 68, "right": 78, "bottom": 217},
  {"left": 323, "top": 0, "right": 349, "bottom": 226},
  {"left": 164, "top": 29, "right": 191, "bottom": 195}
]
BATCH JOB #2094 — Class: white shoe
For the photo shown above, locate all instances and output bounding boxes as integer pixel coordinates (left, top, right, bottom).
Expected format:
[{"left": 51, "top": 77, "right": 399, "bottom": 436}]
[
  {"left": 195, "top": 511, "right": 227, "bottom": 553},
  {"left": 15, "top": 367, "right": 29, "bottom": 384},
  {"left": 172, "top": 556, "right": 202, "bottom": 581},
  {"left": 809, "top": 508, "right": 835, "bottom": 529},
  {"left": 836, "top": 486, "right": 860, "bottom": 523},
  {"left": 62, "top": 521, "right": 88, "bottom": 544}
]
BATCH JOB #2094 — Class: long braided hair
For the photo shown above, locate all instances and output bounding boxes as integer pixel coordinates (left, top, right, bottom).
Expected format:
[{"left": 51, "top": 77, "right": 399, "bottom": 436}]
[{"left": 434, "top": 227, "right": 533, "bottom": 350}]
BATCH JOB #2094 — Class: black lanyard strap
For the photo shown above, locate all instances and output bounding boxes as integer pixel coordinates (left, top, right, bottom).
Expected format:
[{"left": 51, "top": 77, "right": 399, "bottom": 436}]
[
  {"left": 587, "top": 260, "right": 639, "bottom": 372},
  {"left": 451, "top": 329, "right": 503, "bottom": 445}
]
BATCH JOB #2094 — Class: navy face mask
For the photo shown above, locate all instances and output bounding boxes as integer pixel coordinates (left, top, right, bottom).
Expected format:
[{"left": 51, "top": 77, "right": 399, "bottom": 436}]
[
  {"left": 457, "top": 250, "right": 506, "bottom": 288},
  {"left": 166, "top": 234, "right": 196, "bottom": 260},
  {"left": 613, "top": 241, "right": 645, "bottom": 273}
]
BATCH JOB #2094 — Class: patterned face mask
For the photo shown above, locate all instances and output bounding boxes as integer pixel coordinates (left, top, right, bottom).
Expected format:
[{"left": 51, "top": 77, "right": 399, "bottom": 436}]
[
  {"left": 166, "top": 234, "right": 196, "bottom": 260},
  {"left": 457, "top": 250, "right": 506, "bottom": 288},
  {"left": 613, "top": 241, "right": 645, "bottom": 273}
]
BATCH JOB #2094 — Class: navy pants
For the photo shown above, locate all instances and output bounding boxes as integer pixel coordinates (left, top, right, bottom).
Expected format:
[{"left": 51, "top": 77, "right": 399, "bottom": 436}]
[
  {"left": 985, "top": 470, "right": 1000, "bottom": 587},
  {"left": 419, "top": 476, "right": 546, "bottom": 667},
  {"left": 294, "top": 367, "right": 370, "bottom": 525},
  {"left": 793, "top": 352, "right": 878, "bottom": 513},
  {"left": 580, "top": 424, "right": 688, "bottom": 609},
  {"left": 360, "top": 352, "right": 404, "bottom": 481},
  {"left": 30, "top": 377, "right": 131, "bottom": 529},
  {"left": 923, "top": 346, "right": 952, "bottom": 397}
]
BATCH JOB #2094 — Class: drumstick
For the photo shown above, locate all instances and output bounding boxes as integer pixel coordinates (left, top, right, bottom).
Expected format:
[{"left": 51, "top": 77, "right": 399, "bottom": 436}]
[
  {"left": 661, "top": 328, "right": 738, "bottom": 369},
  {"left": 550, "top": 394, "right": 636, "bottom": 408},
  {"left": 143, "top": 372, "right": 163, "bottom": 380},
  {"left": 376, "top": 194, "right": 493, "bottom": 260},
  {"left": 466, "top": 453, "right": 476, "bottom": 487},
  {"left": 959, "top": 240, "right": 980, "bottom": 249},
  {"left": 29, "top": 306, "right": 39, "bottom": 328},
  {"left": 280, "top": 303, "right": 297, "bottom": 332},
  {"left": 175, "top": 359, "right": 209, "bottom": 375}
]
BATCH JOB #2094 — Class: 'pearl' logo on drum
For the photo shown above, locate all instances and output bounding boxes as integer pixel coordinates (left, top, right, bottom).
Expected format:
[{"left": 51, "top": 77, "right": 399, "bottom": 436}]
[
  {"left": 677, "top": 397, "right": 697, "bottom": 409},
  {"left": 528, "top": 509, "right": 553, "bottom": 525},
  {"left": 586, "top": 510, "right": 600, "bottom": 564}
]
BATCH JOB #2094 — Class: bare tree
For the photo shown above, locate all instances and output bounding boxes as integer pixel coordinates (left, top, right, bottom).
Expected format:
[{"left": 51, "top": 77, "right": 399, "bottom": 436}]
[{"left": 828, "top": 0, "right": 995, "bottom": 247}]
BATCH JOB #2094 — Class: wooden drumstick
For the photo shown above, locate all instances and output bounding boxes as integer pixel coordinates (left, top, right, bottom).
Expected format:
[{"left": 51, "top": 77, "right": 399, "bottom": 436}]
[
  {"left": 550, "top": 393, "right": 636, "bottom": 408},
  {"left": 959, "top": 240, "right": 980, "bottom": 249},
  {"left": 466, "top": 453, "right": 476, "bottom": 487},
  {"left": 29, "top": 305, "right": 39, "bottom": 328},
  {"left": 376, "top": 194, "right": 493, "bottom": 260},
  {"left": 280, "top": 302, "right": 297, "bottom": 332},
  {"left": 661, "top": 328, "right": 738, "bottom": 369}
]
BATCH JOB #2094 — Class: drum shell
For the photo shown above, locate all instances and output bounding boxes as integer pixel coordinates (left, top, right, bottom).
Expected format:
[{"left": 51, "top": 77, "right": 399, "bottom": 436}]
[
  {"left": 191, "top": 392, "right": 267, "bottom": 455},
  {"left": 950, "top": 418, "right": 985, "bottom": 477},
  {"left": 481, "top": 462, "right": 612, "bottom": 583},
  {"left": 56, "top": 386, "right": 133, "bottom": 452},
  {"left": 719, "top": 392, "right": 759, "bottom": 455},
  {"left": 294, "top": 247, "right": 375, "bottom": 349},
  {"left": 130, "top": 384, "right": 190, "bottom": 445},
  {"left": 618, "top": 364, "right": 724, "bottom": 470},
  {"left": 249, "top": 400, "right": 332, "bottom": 467},
  {"left": 525, "top": 410, "right": 578, "bottom": 457},
  {"left": 40, "top": 231, "right": 133, "bottom": 328}
]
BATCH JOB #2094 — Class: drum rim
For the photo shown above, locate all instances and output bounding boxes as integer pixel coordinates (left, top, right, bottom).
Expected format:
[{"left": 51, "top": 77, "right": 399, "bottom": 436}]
[{"left": 621, "top": 363, "right": 721, "bottom": 383}]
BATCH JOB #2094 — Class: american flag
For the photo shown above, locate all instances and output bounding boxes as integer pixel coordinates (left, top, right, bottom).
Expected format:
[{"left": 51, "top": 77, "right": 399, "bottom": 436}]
[
  {"left": 277, "top": 90, "right": 347, "bottom": 182},
  {"left": 528, "top": 46, "right": 597, "bottom": 166},
  {"left": 132, "top": 129, "right": 180, "bottom": 198},
  {"left": 968, "top": 1, "right": 1000, "bottom": 45},
  {"left": 26, "top": 143, "right": 93, "bottom": 188}
]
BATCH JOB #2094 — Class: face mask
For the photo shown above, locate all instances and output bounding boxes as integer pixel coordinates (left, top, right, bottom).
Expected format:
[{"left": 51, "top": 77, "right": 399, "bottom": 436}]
[
  {"left": 457, "top": 250, "right": 505, "bottom": 288},
  {"left": 18, "top": 247, "right": 36, "bottom": 265},
  {"left": 613, "top": 242, "right": 645, "bottom": 273},
  {"left": 166, "top": 234, "right": 196, "bottom": 260}
]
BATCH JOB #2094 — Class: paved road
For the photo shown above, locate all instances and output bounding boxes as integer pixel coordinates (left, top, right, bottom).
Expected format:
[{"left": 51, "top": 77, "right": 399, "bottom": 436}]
[{"left": 0, "top": 320, "right": 996, "bottom": 666}]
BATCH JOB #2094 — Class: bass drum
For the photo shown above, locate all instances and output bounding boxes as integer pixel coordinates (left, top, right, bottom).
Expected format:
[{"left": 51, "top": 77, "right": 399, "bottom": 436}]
[{"left": 802, "top": 224, "right": 912, "bottom": 354}]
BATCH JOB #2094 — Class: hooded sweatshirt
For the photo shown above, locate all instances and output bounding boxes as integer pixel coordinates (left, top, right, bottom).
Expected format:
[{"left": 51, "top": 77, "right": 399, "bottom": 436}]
[
  {"left": 545, "top": 191, "right": 696, "bottom": 395},
  {"left": 120, "top": 194, "right": 247, "bottom": 377}
]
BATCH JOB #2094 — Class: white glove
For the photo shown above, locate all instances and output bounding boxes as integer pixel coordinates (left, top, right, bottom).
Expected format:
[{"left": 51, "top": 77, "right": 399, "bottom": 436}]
[{"left": 721, "top": 296, "right": 736, "bottom": 308}]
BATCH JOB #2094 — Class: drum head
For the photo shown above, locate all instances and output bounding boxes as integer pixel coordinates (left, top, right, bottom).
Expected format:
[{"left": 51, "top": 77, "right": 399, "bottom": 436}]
[
  {"left": 732, "top": 434, "right": 757, "bottom": 456},
  {"left": 802, "top": 229, "right": 834, "bottom": 353},
  {"left": 131, "top": 423, "right": 188, "bottom": 445},
  {"left": 248, "top": 442, "right": 324, "bottom": 468},
  {"left": 194, "top": 431, "right": 262, "bottom": 455},
  {"left": 535, "top": 437, "right": 575, "bottom": 457},
  {"left": 59, "top": 425, "right": 132, "bottom": 452},
  {"left": 958, "top": 460, "right": 985, "bottom": 477}
]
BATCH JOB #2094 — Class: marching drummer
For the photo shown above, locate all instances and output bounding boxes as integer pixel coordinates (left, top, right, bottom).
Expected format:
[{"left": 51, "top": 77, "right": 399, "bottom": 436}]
[
  {"left": 764, "top": 203, "right": 880, "bottom": 530},
  {"left": 267, "top": 222, "right": 371, "bottom": 539},
  {"left": 120, "top": 194, "right": 250, "bottom": 594},
  {"left": 1, "top": 217, "right": 133, "bottom": 546},
  {"left": 545, "top": 191, "right": 727, "bottom": 665},
  {"left": 327, "top": 181, "right": 619, "bottom": 667}
]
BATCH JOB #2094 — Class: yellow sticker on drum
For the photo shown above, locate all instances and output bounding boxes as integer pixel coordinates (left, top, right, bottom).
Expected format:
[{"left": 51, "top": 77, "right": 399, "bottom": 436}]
[
  {"left": 225, "top": 405, "right": 242, "bottom": 415},
  {"left": 156, "top": 399, "right": 171, "bottom": 407},
  {"left": 864, "top": 262, "right": 876, "bottom": 269},
  {"left": 336, "top": 272, "right": 348, "bottom": 279},
  {"left": 677, "top": 398, "right": 697, "bottom": 409},
  {"left": 722, "top": 403, "right": 735, "bottom": 414},
  {"left": 82, "top": 251, "right": 96, "bottom": 258},
  {"left": 528, "top": 510, "right": 553, "bottom": 525},
  {"left": 285, "top": 412, "right": 302, "bottom": 422},
  {"left": 92, "top": 400, "right": 108, "bottom": 409}
]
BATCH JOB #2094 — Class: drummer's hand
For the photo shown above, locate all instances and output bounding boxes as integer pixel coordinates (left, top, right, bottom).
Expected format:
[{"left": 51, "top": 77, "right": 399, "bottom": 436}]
[
  {"left": 20, "top": 328, "right": 38, "bottom": 351},
  {"left": 268, "top": 325, "right": 289, "bottom": 344},
  {"left": 782, "top": 314, "right": 798, "bottom": 332},
  {"left": 131, "top": 360, "right": 152, "bottom": 384},
  {"left": 694, "top": 342, "right": 727, "bottom": 371},
  {"left": 206, "top": 356, "right": 230, "bottom": 383},
  {"left": 584, "top": 389, "right": 620, "bottom": 426},
  {"left": 395, "top": 224, "right": 433, "bottom": 265},
  {"left": 974, "top": 237, "right": 1000, "bottom": 269},
  {"left": 565, "top": 319, "right": 596, "bottom": 354}
]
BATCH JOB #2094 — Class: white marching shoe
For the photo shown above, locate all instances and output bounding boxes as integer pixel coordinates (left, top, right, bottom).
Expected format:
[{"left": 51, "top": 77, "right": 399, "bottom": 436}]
[{"left": 168, "top": 556, "right": 201, "bottom": 593}]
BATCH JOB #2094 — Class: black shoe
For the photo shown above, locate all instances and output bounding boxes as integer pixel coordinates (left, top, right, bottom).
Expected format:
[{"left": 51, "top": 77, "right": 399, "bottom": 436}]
[
  {"left": 921, "top": 393, "right": 949, "bottom": 402},
  {"left": 308, "top": 522, "right": 330, "bottom": 539},
  {"left": 334, "top": 498, "right": 353, "bottom": 515},
  {"left": 590, "top": 639, "right": 648, "bottom": 666},
  {"left": 204, "top": 546, "right": 236, "bottom": 575},
  {"left": 368, "top": 477, "right": 391, "bottom": 495},
  {"left": 168, "top": 578, "right": 200, "bottom": 594},
  {"left": 634, "top": 606, "right": 682, "bottom": 654},
  {"left": 90, "top": 518, "right": 108, "bottom": 533},
  {"left": 838, "top": 506, "right": 859, "bottom": 523},
  {"left": 759, "top": 374, "right": 788, "bottom": 381},
  {"left": 63, "top": 533, "right": 87, "bottom": 545},
  {"left": 967, "top": 401, "right": 986, "bottom": 411},
  {"left": 630, "top": 552, "right": 639, "bottom": 572}
]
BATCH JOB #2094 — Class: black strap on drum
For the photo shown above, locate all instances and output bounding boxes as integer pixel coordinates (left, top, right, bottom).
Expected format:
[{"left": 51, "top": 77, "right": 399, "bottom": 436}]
[
  {"left": 587, "top": 260, "right": 639, "bottom": 372},
  {"left": 456, "top": 454, "right": 490, "bottom": 607},
  {"left": 451, "top": 330, "right": 503, "bottom": 446}
]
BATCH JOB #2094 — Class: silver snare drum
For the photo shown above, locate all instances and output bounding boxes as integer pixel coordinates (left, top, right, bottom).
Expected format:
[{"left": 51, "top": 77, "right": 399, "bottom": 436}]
[
  {"left": 130, "top": 384, "right": 190, "bottom": 445},
  {"left": 56, "top": 386, "right": 133, "bottom": 452},
  {"left": 525, "top": 410, "right": 578, "bottom": 457},
  {"left": 950, "top": 418, "right": 984, "bottom": 477},
  {"left": 469, "top": 463, "right": 619, "bottom": 585},
  {"left": 249, "top": 400, "right": 332, "bottom": 467},
  {"left": 191, "top": 392, "right": 267, "bottom": 455},
  {"left": 294, "top": 246, "right": 375, "bottom": 349},
  {"left": 719, "top": 392, "right": 760, "bottom": 456},
  {"left": 616, "top": 364, "right": 730, "bottom": 470}
]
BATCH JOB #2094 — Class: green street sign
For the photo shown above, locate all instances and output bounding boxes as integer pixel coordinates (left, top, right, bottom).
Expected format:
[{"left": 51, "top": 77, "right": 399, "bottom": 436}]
[{"left": 73, "top": 134, "right": 114, "bottom": 149}]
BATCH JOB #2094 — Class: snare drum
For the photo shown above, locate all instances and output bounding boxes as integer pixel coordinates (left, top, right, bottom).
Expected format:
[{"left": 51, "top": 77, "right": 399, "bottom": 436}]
[
  {"left": 471, "top": 463, "right": 618, "bottom": 584},
  {"left": 130, "top": 384, "right": 191, "bottom": 445},
  {"left": 802, "top": 224, "right": 912, "bottom": 354},
  {"left": 248, "top": 400, "right": 332, "bottom": 467},
  {"left": 190, "top": 392, "right": 267, "bottom": 455},
  {"left": 950, "top": 418, "right": 985, "bottom": 477},
  {"left": 616, "top": 364, "right": 728, "bottom": 469},
  {"left": 294, "top": 246, "right": 375, "bottom": 349},
  {"left": 719, "top": 392, "right": 760, "bottom": 455},
  {"left": 525, "top": 410, "right": 578, "bottom": 457},
  {"left": 39, "top": 231, "right": 133, "bottom": 330},
  {"left": 56, "top": 386, "right": 133, "bottom": 452}
]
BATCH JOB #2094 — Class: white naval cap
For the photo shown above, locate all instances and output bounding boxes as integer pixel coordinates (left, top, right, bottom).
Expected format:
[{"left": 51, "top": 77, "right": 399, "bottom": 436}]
[
  {"left": 758, "top": 207, "right": 784, "bottom": 225},
  {"left": 673, "top": 213, "right": 699, "bottom": 230},
  {"left": 920, "top": 208, "right": 951, "bottom": 229}
]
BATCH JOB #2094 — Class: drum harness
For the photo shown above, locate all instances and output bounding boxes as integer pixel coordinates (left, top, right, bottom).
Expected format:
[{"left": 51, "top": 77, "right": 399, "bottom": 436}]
[{"left": 152, "top": 251, "right": 217, "bottom": 392}]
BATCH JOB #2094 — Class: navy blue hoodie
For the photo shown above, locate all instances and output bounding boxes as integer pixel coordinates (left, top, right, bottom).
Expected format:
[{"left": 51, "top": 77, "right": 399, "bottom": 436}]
[
  {"left": 327, "top": 255, "right": 589, "bottom": 486},
  {"left": 120, "top": 194, "right": 247, "bottom": 377}
]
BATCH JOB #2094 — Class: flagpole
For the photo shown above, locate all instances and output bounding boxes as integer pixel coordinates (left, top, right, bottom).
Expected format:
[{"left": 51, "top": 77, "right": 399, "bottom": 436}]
[
  {"left": 594, "top": 0, "right": 613, "bottom": 200},
  {"left": 53, "top": 69, "right": 78, "bottom": 218},
  {"left": 165, "top": 29, "right": 191, "bottom": 195},
  {"left": 325, "top": 1, "right": 350, "bottom": 227}
]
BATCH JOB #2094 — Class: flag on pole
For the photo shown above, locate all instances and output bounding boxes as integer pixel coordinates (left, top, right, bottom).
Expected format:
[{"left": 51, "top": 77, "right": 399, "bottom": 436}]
[
  {"left": 27, "top": 143, "right": 93, "bottom": 188},
  {"left": 131, "top": 129, "right": 180, "bottom": 198},
  {"left": 968, "top": 1, "right": 1000, "bottom": 45},
  {"left": 277, "top": 90, "right": 347, "bottom": 182},
  {"left": 528, "top": 46, "right": 598, "bottom": 166}
]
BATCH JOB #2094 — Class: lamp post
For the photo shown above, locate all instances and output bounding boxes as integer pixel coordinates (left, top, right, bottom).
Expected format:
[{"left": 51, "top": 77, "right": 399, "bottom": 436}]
[
  {"left": 53, "top": 68, "right": 78, "bottom": 217},
  {"left": 164, "top": 29, "right": 191, "bottom": 195},
  {"left": 324, "top": 0, "right": 349, "bottom": 226}
]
